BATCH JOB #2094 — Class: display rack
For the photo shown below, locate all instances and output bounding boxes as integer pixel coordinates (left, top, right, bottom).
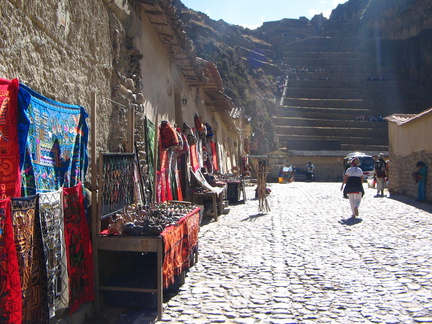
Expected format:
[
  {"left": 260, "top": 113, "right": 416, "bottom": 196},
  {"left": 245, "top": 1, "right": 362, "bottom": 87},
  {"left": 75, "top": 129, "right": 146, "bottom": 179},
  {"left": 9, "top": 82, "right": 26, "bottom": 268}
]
[
  {"left": 92, "top": 153, "right": 164, "bottom": 317},
  {"left": 92, "top": 153, "right": 200, "bottom": 320}
]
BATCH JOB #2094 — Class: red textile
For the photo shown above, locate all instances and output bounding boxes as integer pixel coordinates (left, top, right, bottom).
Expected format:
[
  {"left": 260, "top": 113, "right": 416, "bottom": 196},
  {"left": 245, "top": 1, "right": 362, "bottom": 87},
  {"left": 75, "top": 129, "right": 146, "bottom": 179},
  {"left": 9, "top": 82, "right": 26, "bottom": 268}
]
[
  {"left": 0, "top": 78, "right": 21, "bottom": 199},
  {"left": 11, "top": 195, "right": 49, "bottom": 324},
  {"left": 161, "top": 220, "right": 185, "bottom": 288},
  {"left": 189, "top": 144, "right": 199, "bottom": 172},
  {"left": 0, "top": 198, "right": 22, "bottom": 324},
  {"left": 159, "top": 121, "right": 179, "bottom": 149},
  {"left": 210, "top": 141, "right": 219, "bottom": 171},
  {"left": 161, "top": 208, "right": 200, "bottom": 288},
  {"left": 165, "top": 168, "right": 173, "bottom": 201},
  {"left": 182, "top": 209, "right": 200, "bottom": 269},
  {"left": 175, "top": 170, "right": 183, "bottom": 201},
  {"left": 62, "top": 184, "right": 94, "bottom": 314}
]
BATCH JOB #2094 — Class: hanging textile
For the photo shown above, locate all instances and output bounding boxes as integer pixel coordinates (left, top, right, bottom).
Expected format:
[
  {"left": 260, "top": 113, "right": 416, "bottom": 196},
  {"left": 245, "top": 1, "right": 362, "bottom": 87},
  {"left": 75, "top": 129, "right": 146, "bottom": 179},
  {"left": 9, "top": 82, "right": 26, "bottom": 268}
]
[
  {"left": 38, "top": 190, "right": 69, "bottom": 318},
  {"left": 159, "top": 121, "right": 179, "bottom": 150},
  {"left": 62, "top": 183, "right": 94, "bottom": 314},
  {"left": 210, "top": 141, "right": 219, "bottom": 171},
  {"left": 189, "top": 144, "right": 199, "bottom": 172},
  {"left": 18, "top": 84, "right": 89, "bottom": 195},
  {"left": 174, "top": 170, "right": 183, "bottom": 201},
  {"left": 161, "top": 220, "right": 185, "bottom": 288},
  {"left": 11, "top": 195, "right": 49, "bottom": 324},
  {"left": 0, "top": 78, "right": 21, "bottom": 199},
  {"left": 0, "top": 198, "right": 22, "bottom": 324},
  {"left": 144, "top": 117, "right": 155, "bottom": 201}
]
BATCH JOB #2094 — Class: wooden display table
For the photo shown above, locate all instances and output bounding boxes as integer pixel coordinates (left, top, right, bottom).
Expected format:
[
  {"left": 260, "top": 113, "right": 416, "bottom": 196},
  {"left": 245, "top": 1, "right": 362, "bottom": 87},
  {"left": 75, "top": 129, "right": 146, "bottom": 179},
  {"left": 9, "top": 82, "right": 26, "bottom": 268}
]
[
  {"left": 94, "top": 208, "right": 200, "bottom": 320},
  {"left": 190, "top": 191, "right": 224, "bottom": 221}
]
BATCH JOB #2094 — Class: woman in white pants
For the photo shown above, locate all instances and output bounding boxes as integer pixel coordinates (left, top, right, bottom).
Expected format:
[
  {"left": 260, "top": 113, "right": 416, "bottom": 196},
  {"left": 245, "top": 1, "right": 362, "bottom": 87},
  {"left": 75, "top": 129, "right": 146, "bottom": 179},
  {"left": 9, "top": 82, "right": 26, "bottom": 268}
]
[{"left": 341, "top": 157, "right": 364, "bottom": 218}]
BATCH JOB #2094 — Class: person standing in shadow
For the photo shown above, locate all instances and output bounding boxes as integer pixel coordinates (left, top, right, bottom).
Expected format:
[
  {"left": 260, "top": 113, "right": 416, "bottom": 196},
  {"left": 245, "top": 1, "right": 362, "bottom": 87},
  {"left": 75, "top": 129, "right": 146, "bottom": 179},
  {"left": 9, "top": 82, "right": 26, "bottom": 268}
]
[{"left": 415, "top": 161, "right": 428, "bottom": 202}]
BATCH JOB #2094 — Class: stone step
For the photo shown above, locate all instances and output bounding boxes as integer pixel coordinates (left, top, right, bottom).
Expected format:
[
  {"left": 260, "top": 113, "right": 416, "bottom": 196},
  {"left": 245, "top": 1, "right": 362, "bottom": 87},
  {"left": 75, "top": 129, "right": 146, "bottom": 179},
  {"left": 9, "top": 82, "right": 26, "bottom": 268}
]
[
  {"left": 272, "top": 117, "right": 387, "bottom": 127},
  {"left": 275, "top": 125, "right": 388, "bottom": 138},
  {"left": 283, "top": 98, "right": 367, "bottom": 109},
  {"left": 278, "top": 133, "right": 388, "bottom": 145},
  {"left": 286, "top": 78, "right": 402, "bottom": 89}
]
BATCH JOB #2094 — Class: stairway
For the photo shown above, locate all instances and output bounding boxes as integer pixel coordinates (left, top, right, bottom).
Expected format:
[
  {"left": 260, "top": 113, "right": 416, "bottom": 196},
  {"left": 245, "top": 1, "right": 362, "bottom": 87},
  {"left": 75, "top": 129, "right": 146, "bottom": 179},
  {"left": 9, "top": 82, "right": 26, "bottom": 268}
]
[{"left": 273, "top": 36, "right": 399, "bottom": 154}]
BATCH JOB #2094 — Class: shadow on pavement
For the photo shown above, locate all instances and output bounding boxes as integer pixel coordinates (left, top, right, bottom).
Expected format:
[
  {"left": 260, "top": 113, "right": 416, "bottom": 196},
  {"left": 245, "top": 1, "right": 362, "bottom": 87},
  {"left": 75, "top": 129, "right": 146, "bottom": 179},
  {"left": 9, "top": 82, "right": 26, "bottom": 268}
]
[
  {"left": 241, "top": 213, "right": 268, "bottom": 222},
  {"left": 339, "top": 217, "right": 363, "bottom": 226},
  {"left": 386, "top": 194, "right": 432, "bottom": 213}
]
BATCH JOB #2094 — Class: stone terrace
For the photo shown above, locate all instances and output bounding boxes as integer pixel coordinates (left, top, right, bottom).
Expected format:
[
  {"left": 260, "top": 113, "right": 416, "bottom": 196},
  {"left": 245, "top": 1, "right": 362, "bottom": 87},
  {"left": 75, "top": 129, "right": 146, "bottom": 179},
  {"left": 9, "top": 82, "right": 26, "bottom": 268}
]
[{"left": 273, "top": 36, "right": 407, "bottom": 153}]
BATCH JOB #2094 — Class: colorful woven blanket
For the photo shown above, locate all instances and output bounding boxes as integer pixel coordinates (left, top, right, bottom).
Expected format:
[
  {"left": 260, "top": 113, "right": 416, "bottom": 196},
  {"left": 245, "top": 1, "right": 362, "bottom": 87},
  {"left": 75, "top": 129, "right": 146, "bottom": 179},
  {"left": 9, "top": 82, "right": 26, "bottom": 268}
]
[
  {"left": 62, "top": 183, "right": 94, "bottom": 314},
  {"left": 11, "top": 195, "right": 49, "bottom": 323},
  {"left": 18, "top": 84, "right": 88, "bottom": 195},
  {"left": 0, "top": 78, "right": 21, "bottom": 199},
  {"left": 38, "top": 190, "right": 69, "bottom": 318},
  {"left": 0, "top": 198, "right": 22, "bottom": 324}
]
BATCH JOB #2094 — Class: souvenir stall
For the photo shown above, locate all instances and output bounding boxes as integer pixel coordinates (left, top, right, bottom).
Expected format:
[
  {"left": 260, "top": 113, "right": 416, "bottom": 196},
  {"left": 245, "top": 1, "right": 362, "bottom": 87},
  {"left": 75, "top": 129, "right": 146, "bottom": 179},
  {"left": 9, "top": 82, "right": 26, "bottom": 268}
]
[
  {"left": 93, "top": 119, "right": 201, "bottom": 319},
  {"left": 218, "top": 173, "right": 247, "bottom": 204},
  {"left": 186, "top": 115, "right": 227, "bottom": 220},
  {"left": 0, "top": 79, "right": 93, "bottom": 323}
]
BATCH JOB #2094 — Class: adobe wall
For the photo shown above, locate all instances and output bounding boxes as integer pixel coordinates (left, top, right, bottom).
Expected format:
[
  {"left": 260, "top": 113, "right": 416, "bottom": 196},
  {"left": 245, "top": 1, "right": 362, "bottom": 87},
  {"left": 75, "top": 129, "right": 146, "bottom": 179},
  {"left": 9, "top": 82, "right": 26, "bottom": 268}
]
[
  {"left": 388, "top": 150, "right": 432, "bottom": 201},
  {"left": 387, "top": 113, "right": 432, "bottom": 200},
  {"left": 1, "top": 0, "right": 115, "bottom": 152}
]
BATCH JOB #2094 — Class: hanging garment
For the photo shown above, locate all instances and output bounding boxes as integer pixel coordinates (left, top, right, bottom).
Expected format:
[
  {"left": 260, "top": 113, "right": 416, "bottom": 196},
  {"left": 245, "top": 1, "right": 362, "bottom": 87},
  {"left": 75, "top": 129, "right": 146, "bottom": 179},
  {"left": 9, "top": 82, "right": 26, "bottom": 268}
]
[
  {"left": 210, "top": 141, "right": 219, "bottom": 171},
  {"left": 189, "top": 144, "right": 199, "bottom": 172},
  {"left": 18, "top": 84, "right": 89, "bottom": 195},
  {"left": 0, "top": 78, "right": 21, "bottom": 199},
  {"left": 38, "top": 189, "right": 69, "bottom": 318},
  {"left": 0, "top": 198, "right": 22, "bottom": 324},
  {"left": 183, "top": 123, "right": 197, "bottom": 146},
  {"left": 11, "top": 195, "right": 49, "bottom": 324},
  {"left": 62, "top": 183, "right": 94, "bottom": 314},
  {"left": 159, "top": 121, "right": 179, "bottom": 150},
  {"left": 144, "top": 117, "right": 156, "bottom": 201},
  {"left": 204, "top": 122, "right": 214, "bottom": 139}
]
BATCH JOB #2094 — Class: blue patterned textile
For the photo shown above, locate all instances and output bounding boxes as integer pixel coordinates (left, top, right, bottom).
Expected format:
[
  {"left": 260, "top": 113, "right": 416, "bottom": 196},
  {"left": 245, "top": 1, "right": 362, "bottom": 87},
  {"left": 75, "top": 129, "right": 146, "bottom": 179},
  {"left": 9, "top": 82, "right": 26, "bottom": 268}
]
[{"left": 18, "top": 84, "right": 88, "bottom": 195}]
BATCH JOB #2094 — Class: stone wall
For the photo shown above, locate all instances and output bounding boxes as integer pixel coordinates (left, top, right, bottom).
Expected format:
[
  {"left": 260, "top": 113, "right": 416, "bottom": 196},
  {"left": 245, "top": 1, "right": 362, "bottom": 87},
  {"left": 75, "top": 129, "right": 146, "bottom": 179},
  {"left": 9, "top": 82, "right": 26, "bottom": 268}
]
[
  {"left": 388, "top": 150, "right": 432, "bottom": 201},
  {"left": 0, "top": 0, "right": 120, "bottom": 174}
]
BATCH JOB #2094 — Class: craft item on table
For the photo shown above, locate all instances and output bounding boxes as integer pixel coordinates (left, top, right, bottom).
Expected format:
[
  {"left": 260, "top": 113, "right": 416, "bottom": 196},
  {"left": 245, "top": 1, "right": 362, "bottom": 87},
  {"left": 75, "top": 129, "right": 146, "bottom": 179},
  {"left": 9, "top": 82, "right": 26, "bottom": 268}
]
[
  {"left": 62, "top": 183, "right": 94, "bottom": 314},
  {"left": 11, "top": 195, "right": 49, "bottom": 323},
  {"left": 104, "top": 203, "right": 196, "bottom": 236},
  {"left": 38, "top": 189, "right": 69, "bottom": 318},
  {"left": 18, "top": 84, "right": 88, "bottom": 195},
  {"left": 0, "top": 78, "right": 21, "bottom": 199},
  {"left": 0, "top": 198, "right": 22, "bottom": 324}
]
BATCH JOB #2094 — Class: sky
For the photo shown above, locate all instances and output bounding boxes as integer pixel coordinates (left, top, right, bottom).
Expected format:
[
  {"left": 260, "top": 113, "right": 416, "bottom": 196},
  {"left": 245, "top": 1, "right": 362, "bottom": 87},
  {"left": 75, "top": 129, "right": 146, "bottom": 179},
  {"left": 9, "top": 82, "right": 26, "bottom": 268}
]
[{"left": 181, "top": 0, "right": 348, "bottom": 29}]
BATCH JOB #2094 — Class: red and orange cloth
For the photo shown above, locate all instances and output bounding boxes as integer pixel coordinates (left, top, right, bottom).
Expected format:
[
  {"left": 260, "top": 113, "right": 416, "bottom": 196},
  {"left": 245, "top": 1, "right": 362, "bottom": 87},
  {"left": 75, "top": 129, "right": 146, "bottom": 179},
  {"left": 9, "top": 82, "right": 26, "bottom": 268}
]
[
  {"left": 0, "top": 78, "right": 21, "bottom": 199},
  {"left": 161, "top": 208, "right": 200, "bottom": 288}
]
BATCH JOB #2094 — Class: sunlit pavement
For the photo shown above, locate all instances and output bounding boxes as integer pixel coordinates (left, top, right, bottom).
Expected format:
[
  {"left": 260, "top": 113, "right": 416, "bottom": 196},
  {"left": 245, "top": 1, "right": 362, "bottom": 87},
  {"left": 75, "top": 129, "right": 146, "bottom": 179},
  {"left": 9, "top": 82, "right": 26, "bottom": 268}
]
[{"left": 108, "top": 182, "right": 432, "bottom": 323}]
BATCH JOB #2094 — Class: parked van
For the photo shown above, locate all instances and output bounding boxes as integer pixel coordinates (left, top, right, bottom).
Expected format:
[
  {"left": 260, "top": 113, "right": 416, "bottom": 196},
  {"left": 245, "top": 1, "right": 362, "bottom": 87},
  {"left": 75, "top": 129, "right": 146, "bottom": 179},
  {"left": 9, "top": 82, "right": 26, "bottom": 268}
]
[{"left": 343, "top": 152, "right": 375, "bottom": 180}]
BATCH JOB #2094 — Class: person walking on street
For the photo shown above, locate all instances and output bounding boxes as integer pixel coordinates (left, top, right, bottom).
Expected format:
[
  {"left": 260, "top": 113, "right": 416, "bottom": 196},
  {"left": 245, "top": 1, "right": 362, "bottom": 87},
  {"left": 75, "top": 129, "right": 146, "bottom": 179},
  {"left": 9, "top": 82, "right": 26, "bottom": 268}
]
[
  {"left": 415, "top": 161, "right": 428, "bottom": 202},
  {"left": 341, "top": 157, "right": 364, "bottom": 218},
  {"left": 305, "top": 161, "right": 315, "bottom": 182},
  {"left": 374, "top": 153, "right": 387, "bottom": 197}
]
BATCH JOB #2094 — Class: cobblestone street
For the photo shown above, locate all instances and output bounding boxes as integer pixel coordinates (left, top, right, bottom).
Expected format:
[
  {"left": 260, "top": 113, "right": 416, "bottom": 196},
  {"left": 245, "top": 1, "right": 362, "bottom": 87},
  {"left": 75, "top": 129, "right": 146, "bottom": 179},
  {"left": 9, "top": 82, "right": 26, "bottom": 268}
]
[{"left": 112, "top": 182, "right": 432, "bottom": 324}]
